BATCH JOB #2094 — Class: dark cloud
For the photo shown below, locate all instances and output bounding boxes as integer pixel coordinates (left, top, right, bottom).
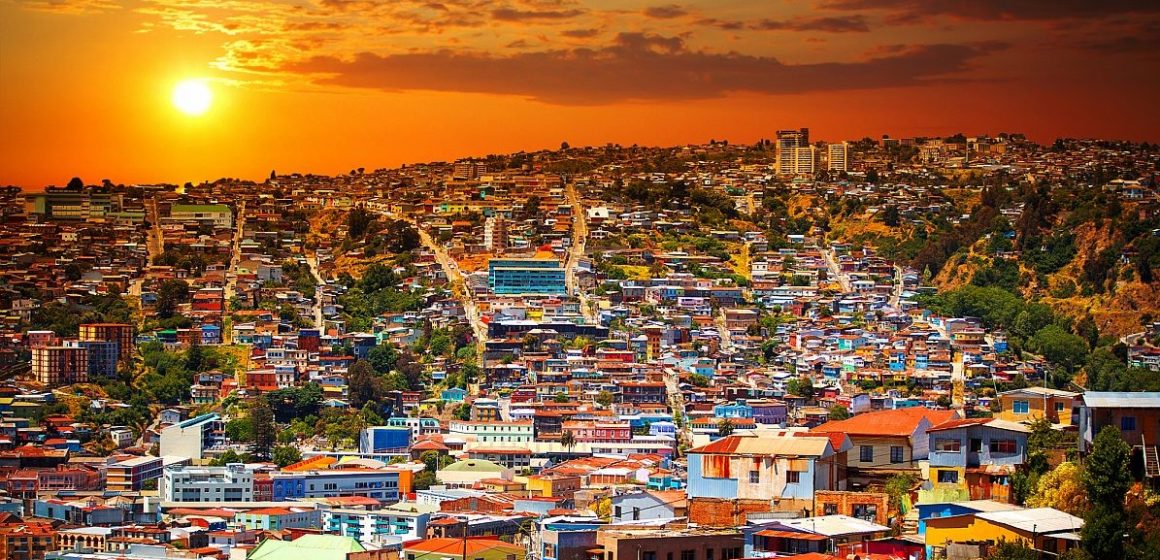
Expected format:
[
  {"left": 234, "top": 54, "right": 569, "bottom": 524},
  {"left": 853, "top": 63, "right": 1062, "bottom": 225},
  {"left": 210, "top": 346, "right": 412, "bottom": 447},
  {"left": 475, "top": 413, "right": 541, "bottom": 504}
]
[
  {"left": 697, "top": 15, "right": 869, "bottom": 33},
  {"left": 752, "top": 15, "right": 870, "bottom": 32},
  {"left": 561, "top": 28, "right": 600, "bottom": 38},
  {"left": 823, "top": 0, "right": 1160, "bottom": 22},
  {"left": 286, "top": 33, "right": 1005, "bottom": 104},
  {"left": 642, "top": 4, "right": 686, "bottom": 19},
  {"left": 492, "top": 7, "right": 584, "bottom": 21}
]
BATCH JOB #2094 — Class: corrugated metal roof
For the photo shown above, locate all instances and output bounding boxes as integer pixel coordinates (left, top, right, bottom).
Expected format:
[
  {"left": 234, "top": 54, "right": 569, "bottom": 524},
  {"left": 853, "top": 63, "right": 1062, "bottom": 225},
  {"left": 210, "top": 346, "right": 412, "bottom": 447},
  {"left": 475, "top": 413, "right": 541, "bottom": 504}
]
[
  {"left": 688, "top": 434, "right": 832, "bottom": 457},
  {"left": 1081, "top": 392, "right": 1160, "bottom": 408},
  {"left": 976, "top": 507, "right": 1084, "bottom": 535}
]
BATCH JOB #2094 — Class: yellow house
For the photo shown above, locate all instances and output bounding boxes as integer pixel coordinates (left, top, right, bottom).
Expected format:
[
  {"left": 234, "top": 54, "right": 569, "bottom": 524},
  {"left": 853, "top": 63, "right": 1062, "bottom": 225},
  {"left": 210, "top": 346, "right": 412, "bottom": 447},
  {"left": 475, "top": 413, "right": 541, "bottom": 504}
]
[
  {"left": 996, "top": 387, "right": 1080, "bottom": 426},
  {"left": 924, "top": 507, "right": 1082, "bottom": 559},
  {"left": 523, "top": 473, "right": 581, "bottom": 498}
]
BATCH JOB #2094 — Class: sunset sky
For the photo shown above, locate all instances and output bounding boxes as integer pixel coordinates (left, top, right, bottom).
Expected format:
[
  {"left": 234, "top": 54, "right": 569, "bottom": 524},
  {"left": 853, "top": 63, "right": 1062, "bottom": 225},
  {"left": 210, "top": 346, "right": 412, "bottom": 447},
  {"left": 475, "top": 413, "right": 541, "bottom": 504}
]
[{"left": 2, "top": 0, "right": 1158, "bottom": 188}]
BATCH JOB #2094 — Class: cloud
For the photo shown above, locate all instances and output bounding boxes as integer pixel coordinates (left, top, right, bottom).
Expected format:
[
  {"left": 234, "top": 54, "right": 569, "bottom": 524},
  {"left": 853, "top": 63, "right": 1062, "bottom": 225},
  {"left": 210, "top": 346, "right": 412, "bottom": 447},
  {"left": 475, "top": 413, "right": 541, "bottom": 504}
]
[
  {"left": 642, "top": 4, "right": 686, "bottom": 19},
  {"left": 823, "top": 0, "right": 1160, "bottom": 22},
  {"left": 561, "top": 28, "right": 600, "bottom": 38},
  {"left": 752, "top": 16, "right": 870, "bottom": 33},
  {"left": 285, "top": 33, "right": 1005, "bottom": 104},
  {"left": 492, "top": 7, "right": 585, "bottom": 21},
  {"left": 18, "top": 0, "right": 121, "bottom": 14}
]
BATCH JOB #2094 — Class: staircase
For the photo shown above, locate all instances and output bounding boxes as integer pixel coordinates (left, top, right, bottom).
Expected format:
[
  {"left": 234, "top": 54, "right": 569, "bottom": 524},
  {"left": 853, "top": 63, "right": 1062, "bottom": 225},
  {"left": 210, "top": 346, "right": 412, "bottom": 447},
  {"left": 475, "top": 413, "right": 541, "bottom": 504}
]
[
  {"left": 900, "top": 509, "right": 920, "bottom": 534},
  {"left": 1143, "top": 436, "right": 1160, "bottom": 478}
]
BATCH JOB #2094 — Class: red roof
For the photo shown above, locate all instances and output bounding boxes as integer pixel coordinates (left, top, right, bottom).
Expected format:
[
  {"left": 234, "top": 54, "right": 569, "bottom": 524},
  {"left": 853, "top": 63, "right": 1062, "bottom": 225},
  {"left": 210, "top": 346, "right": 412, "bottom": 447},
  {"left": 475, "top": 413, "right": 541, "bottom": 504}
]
[
  {"left": 813, "top": 407, "right": 958, "bottom": 437},
  {"left": 755, "top": 530, "right": 827, "bottom": 541},
  {"left": 926, "top": 417, "right": 993, "bottom": 432},
  {"left": 406, "top": 538, "right": 523, "bottom": 555}
]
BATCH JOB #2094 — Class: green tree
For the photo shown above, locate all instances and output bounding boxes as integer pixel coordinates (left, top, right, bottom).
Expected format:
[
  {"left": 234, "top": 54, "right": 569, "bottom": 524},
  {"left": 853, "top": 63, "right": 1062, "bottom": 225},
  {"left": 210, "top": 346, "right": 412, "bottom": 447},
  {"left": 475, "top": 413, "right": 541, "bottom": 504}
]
[
  {"left": 716, "top": 418, "right": 735, "bottom": 437},
  {"left": 1030, "top": 324, "right": 1089, "bottom": 373},
  {"left": 155, "top": 279, "right": 191, "bottom": 319},
  {"left": 347, "top": 360, "right": 383, "bottom": 410},
  {"left": 554, "top": 391, "right": 570, "bottom": 403},
  {"left": 689, "top": 374, "right": 710, "bottom": 387},
  {"left": 987, "top": 540, "right": 1038, "bottom": 560},
  {"left": 827, "top": 405, "right": 851, "bottom": 421},
  {"left": 367, "top": 343, "right": 399, "bottom": 375},
  {"left": 560, "top": 430, "right": 577, "bottom": 452},
  {"left": 250, "top": 397, "right": 276, "bottom": 459},
  {"left": 595, "top": 390, "right": 614, "bottom": 408},
  {"left": 1081, "top": 426, "right": 1132, "bottom": 559},
  {"left": 271, "top": 445, "right": 302, "bottom": 468},
  {"left": 421, "top": 450, "right": 441, "bottom": 473}
]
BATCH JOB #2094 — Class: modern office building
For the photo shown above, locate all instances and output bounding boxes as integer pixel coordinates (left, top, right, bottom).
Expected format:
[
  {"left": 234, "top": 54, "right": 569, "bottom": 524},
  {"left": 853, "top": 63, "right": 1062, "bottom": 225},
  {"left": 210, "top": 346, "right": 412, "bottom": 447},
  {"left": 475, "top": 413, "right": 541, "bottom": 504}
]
[
  {"left": 160, "top": 463, "right": 254, "bottom": 503},
  {"left": 159, "top": 413, "right": 226, "bottom": 461},
  {"left": 776, "top": 128, "right": 810, "bottom": 175},
  {"left": 827, "top": 142, "right": 850, "bottom": 172},
  {"left": 488, "top": 259, "right": 567, "bottom": 295}
]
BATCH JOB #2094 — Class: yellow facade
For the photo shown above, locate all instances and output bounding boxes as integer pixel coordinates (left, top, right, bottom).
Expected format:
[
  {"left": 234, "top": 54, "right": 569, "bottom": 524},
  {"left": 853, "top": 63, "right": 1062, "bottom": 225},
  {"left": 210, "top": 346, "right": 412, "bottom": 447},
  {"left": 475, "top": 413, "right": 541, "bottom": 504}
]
[{"left": 925, "top": 515, "right": 1074, "bottom": 557}]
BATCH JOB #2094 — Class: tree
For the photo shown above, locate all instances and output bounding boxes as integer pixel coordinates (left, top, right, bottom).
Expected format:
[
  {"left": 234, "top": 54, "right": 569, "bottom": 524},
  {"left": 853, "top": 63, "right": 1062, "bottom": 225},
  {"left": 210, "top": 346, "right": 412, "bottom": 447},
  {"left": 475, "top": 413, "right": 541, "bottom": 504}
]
[
  {"left": 560, "top": 430, "right": 577, "bottom": 452},
  {"left": 689, "top": 373, "right": 710, "bottom": 387},
  {"left": 67, "top": 177, "right": 85, "bottom": 189},
  {"left": 987, "top": 540, "right": 1038, "bottom": 560},
  {"left": 554, "top": 391, "right": 570, "bottom": 403},
  {"left": 421, "top": 450, "right": 441, "bottom": 473},
  {"left": 346, "top": 360, "right": 383, "bottom": 410},
  {"left": 347, "top": 206, "right": 375, "bottom": 239},
  {"left": 827, "top": 405, "right": 851, "bottom": 421},
  {"left": 1030, "top": 324, "right": 1089, "bottom": 373},
  {"left": 787, "top": 376, "right": 815, "bottom": 400},
  {"left": 595, "top": 390, "right": 614, "bottom": 408},
  {"left": 367, "top": 343, "right": 399, "bottom": 375},
  {"left": 881, "top": 205, "right": 901, "bottom": 227},
  {"left": 250, "top": 398, "right": 276, "bottom": 460},
  {"left": 155, "top": 279, "right": 191, "bottom": 319},
  {"left": 271, "top": 445, "right": 302, "bottom": 468},
  {"left": 1027, "top": 461, "right": 1089, "bottom": 516},
  {"left": 717, "top": 418, "right": 735, "bottom": 437},
  {"left": 1025, "top": 417, "right": 1065, "bottom": 475},
  {"left": 413, "top": 470, "right": 438, "bottom": 490},
  {"left": 1081, "top": 426, "right": 1133, "bottom": 559}
]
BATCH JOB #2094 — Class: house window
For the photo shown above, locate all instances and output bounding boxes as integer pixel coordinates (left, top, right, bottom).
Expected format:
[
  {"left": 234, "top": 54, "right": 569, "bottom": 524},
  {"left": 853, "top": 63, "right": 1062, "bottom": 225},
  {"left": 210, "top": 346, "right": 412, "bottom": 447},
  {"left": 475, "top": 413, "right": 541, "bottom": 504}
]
[
  {"left": 614, "top": 506, "right": 622, "bottom": 518},
  {"left": 681, "top": 551, "right": 695, "bottom": 560},
  {"left": 749, "top": 471, "right": 760, "bottom": 484},
  {"left": 643, "top": 552, "right": 656, "bottom": 560},
  {"left": 1013, "top": 400, "right": 1029, "bottom": 414},
  {"left": 860, "top": 445, "right": 873, "bottom": 462},
  {"left": 990, "top": 439, "right": 1017, "bottom": 454},
  {"left": 934, "top": 438, "right": 961, "bottom": 452},
  {"left": 1055, "top": 402, "right": 1065, "bottom": 413},
  {"left": 938, "top": 470, "right": 959, "bottom": 484},
  {"left": 823, "top": 503, "right": 838, "bottom": 515},
  {"left": 1122, "top": 416, "right": 1137, "bottom": 431},
  {"left": 786, "top": 470, "right": 800, "bottom": 483},
  {"left": 890, "top": 446, "right": 904, "bottom": 464},
  {"left": 852, "top": 504, "right": 877, "bottom": 522},
  {"left": 633, "top": 507, "right": 641, "bottom": 520},
  {"left": 706, "top": 549, "right": 714, "bottom": 560}
]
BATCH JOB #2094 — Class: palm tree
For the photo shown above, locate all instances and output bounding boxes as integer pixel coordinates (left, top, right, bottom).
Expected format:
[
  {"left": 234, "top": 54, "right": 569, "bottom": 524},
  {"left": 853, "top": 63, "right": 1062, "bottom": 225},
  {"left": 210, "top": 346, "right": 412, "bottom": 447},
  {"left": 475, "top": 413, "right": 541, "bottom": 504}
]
[
  {"left": 560, "top": 430, "right": 577, "bottom": 453},
  {"left": 717, "top": 418, "right": 735, "bottom": 438}
]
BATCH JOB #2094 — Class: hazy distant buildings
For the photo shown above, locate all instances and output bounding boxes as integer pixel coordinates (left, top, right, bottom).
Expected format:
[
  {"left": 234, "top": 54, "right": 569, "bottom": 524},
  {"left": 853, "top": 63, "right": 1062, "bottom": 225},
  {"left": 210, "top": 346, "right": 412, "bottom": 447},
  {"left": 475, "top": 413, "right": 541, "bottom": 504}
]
[
  {"left": 453, "top": 160, "right": 489, "bottom": 180},
  {"left": 827, "top": 142, "right": 850, "bottom": 172},
  {"left": 777, "top": 128, "right": 813, "bottom": 175}
]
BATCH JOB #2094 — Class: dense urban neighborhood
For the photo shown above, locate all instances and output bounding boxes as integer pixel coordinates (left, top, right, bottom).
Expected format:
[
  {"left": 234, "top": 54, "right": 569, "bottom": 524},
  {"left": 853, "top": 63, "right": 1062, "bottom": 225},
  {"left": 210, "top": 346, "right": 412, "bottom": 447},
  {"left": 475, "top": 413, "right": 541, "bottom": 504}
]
[{"left": 1, "top": 133, "right": 1160, "bottom": 560}]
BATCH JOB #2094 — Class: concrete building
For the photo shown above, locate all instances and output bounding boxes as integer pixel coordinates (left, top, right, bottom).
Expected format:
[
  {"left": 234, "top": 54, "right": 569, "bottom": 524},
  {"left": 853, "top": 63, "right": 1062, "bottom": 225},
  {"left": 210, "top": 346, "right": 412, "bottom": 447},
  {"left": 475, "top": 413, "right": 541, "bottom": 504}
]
[
  {"left": 31, "top": 345, "right": 88, "bottom": 386},
  {"left": 167, "top": 204, "right": 232, "bottom": 228},
  {"left": 160, "top": 463, "right": 254, "bottom": 503},
  {"left": 776, "top": 128, "right": 809, "bottom": 175},
  {"left": 106, "top": 456, "right": 163, "bottom": 492},
  {"left": 827, "top": 142, "right": 849, "bottom": 172},
  {"left": 158, "top": 413, "right": 225, "bottom": 461},
  {"left": 488, "top": 259, "right": 567, "bottom": 296},
  {"left": 449, "top": 420, "right": 534, "bottom": 445},
  {"left": 78, "top": 323, "right": 134, "bottom": 363},
  {"left": 322, "top": 506, "right": 431, "bottom": 545}
]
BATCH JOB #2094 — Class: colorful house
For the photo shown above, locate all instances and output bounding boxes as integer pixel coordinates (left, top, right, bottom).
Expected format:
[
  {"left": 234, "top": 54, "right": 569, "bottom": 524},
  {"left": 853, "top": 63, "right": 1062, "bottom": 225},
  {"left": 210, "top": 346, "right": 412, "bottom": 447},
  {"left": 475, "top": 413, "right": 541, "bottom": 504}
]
[{"left": 923, "top": 418, "right": 1030, "bottom": 503}]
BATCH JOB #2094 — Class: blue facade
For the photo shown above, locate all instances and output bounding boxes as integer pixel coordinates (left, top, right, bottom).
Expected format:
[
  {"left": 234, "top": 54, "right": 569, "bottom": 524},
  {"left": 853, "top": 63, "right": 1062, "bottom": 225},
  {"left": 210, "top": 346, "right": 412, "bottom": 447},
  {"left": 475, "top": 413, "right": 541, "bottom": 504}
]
[
  {"left": 928, "top": 424, "right": 1028, "bottom": 469},
  {"left": 360, "top": 426, "right": 412, "bottom": 453},
  {"left": 488, "top": 259, "right": 567, "bottom": 295},
  {"left": 713, "top": 403, "right": 754, "bottom": 419}
]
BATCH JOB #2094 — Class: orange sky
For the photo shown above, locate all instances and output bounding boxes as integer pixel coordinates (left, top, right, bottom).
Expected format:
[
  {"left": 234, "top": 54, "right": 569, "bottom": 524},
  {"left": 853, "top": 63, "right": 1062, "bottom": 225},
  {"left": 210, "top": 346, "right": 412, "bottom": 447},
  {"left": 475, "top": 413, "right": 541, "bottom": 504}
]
[{"left": 2, "top": 0, "right": 1158, "bottom": 188}]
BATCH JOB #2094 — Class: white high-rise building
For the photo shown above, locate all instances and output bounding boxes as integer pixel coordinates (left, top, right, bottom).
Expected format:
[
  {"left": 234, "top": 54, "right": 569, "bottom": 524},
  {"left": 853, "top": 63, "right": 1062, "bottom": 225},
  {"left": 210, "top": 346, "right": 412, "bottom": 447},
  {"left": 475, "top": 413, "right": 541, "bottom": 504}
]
[
  {"left": 776, "top": 128, "right": 811, "bottom": 175},
  {"left": 827, "top": 142, "right": 849, "bottom": 172}
]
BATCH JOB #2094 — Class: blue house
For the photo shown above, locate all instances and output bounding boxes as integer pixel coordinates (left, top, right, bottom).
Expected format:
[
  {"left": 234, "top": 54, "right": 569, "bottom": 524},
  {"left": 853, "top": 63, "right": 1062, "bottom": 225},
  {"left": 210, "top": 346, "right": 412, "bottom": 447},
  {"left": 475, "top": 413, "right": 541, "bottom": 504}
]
[
  {"left": 441, "top": 387, "right": 468, "bottom": 403},
  {"left": 923, "top": 418, "right": 1029, "bottom": 503},
  {"left": 713, "top": 402, "right": 754, "bottom": 419},
  {"left": 686, "top": 434, "right": 841, "bottom": 520}
]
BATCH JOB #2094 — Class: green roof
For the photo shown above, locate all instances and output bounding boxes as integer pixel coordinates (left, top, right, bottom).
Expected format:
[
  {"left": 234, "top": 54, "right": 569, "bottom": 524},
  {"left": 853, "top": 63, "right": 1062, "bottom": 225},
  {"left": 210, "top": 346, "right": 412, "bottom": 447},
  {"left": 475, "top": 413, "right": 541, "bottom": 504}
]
[
  {"left": 441, "top": 459, "right": 506, "bottom": 473},
  {"left": 171, "top": 204, "right": 230, "bottom": 213},
  {"left": 248, "top": 535, "right": 365, "bottom": 560}
]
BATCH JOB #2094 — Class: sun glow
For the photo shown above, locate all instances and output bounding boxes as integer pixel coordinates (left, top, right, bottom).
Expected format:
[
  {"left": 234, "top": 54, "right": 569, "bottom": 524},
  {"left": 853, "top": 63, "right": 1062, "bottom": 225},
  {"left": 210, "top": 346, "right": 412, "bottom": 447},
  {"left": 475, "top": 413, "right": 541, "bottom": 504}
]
[{"left": 172, "top": 79, "right": 213, "bottom": 116}]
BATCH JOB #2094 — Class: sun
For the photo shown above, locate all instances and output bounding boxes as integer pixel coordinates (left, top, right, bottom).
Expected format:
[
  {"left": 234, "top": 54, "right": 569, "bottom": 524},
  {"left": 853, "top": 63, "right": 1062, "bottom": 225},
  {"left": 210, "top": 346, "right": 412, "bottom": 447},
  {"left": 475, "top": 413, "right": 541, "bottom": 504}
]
[{"left": 172, "top": 79, "right": 213, "bottom": 116}]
